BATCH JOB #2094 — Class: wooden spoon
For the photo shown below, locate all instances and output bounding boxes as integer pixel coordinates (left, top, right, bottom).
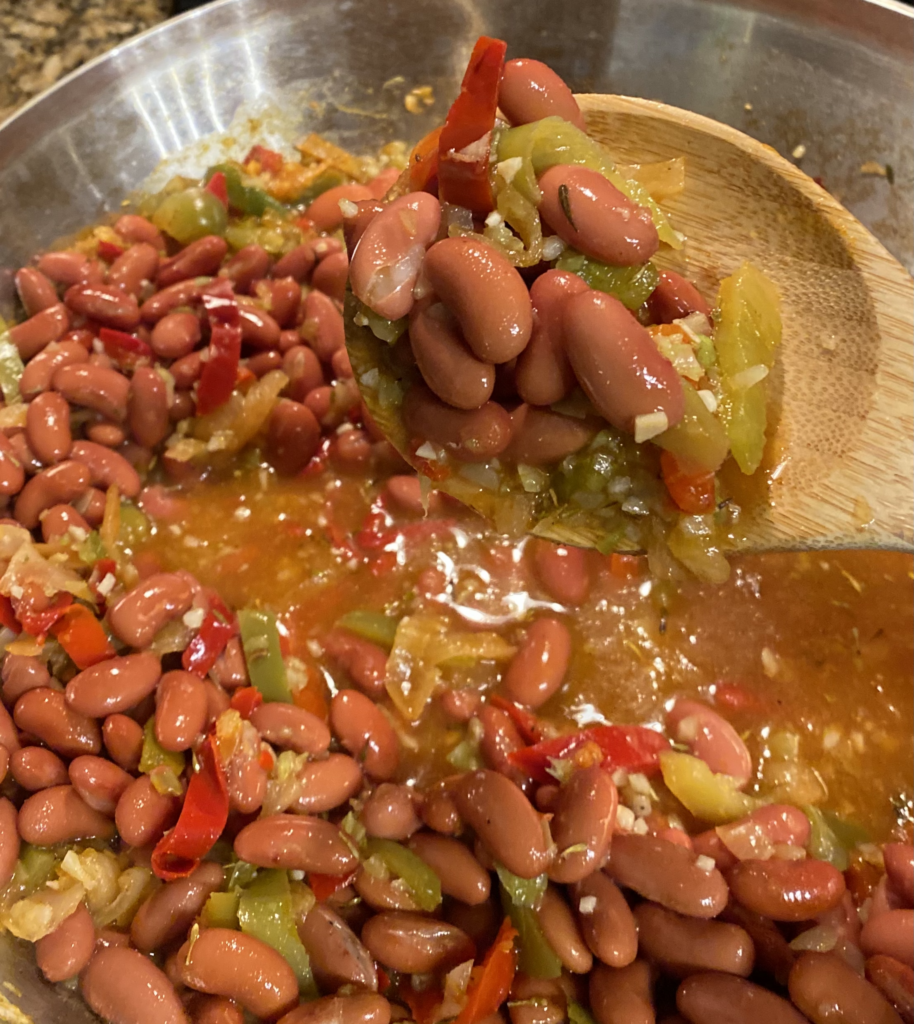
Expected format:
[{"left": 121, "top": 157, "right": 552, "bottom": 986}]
[{"left": 345, "top": 94, "right": 914, "bottom": 554}]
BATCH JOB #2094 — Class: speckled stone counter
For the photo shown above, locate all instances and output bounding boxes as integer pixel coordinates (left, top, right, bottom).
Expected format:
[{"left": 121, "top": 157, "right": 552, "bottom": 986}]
[{"left": 0, "top": 0, "right": 170, "bottom": 123}]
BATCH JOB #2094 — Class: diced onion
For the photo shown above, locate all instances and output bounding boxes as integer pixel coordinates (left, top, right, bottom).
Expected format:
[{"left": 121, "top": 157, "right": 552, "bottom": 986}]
[{"left": 633, "top": 411, "right": 669, "bottom": 443}]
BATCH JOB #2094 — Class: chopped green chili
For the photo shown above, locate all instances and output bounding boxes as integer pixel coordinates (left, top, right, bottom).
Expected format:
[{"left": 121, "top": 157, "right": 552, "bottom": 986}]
[
  {"left": 364, "top": 838, "right": 442, "bottom": 912},
  {"left": 335, "top": 610, "right": 401, "bottom": 651},
  {"left": 238, "top": 608, "right": 292, "bottom": 703},
  {"left": 139, "top": 717, "right": 185, "bottom": 778}
]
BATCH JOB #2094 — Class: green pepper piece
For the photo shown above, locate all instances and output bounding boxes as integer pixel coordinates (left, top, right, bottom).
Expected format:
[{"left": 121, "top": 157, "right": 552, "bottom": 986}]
[
  {"left": 803, "top": 806, "right": 869, "bottom": 871},
  {"left": 204, "top": 165, "right": 286, "bottom": 218},
  {"left": 335, "top": 611, "right": 401, "bottom": 651},
  {"left": 364, "top": 838, "right": 442, "bottom": 912},
  {"left": 224, "top": 859, "right": 259, "bottom": 890},
  {"left": 555, "top": 250, "right": 659, "bottom": 311},
  {"left": 568, "top": 1004, "right": 598, "bottom": 1024},
  {"left": 495, "top": 864, "right": 547, "bottom": 910},
  {"left": 355, "top": 304, "right": 408, "bottom": 346},
  {"left": 153, "top": 187, "right": 228, "bottom": 244},
  {"left": 238, "top": 608, "right": 292, "bottom": 702},
  {"left": 76, "top": 531, "right": 106, "bottom": 566},
  {"left": 237, "top": 869, "right": 319, "bottom": 997},
  {"left": 201, "top": 889, "right": 240, "bottom": 929},
  {"left": 0, "top": 333, "right": 24, "bottom": 406},
  {"left": 499, "top": 885, "right": 562, "bottom": 979},
  {"left": 117, "top": 503, "right": 151, "bottom": 550},
  {"left": 139, "top": 717, "right": 186, "bottom": 778},
  {"left": 13, "top": 845, "right": 58, "bottom": 898}
]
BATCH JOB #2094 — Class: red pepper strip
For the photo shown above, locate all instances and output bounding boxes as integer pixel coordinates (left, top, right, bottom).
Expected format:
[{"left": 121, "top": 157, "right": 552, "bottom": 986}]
[
  {"left": 508, "top": 724, "right": 670, "bottom": 785},
  {"left": 50, "top": 604, "right": 115, "bottom": 669},
  {"left": 660, "top": 451, "right": 716, "bottom": 514},
  {"left": 98, "top": 327, "right": 153, "bottom": 370},
  {"left": 96, "top": 239, "right": 125, "bottom": 261},
  {"left": 204, "top": 170, "right": 229, "bottom": 207},
  {"left": 401, "top": 982, "right": 443, "bottom": 1024},
  {"left": 437, "top": 35, "right": 507, "bottom": 216},
  {"left": 151, "top": 736, "right": 228, "bottom": 881},
  {"left": 488, "top": 696, "right": 543, "bottom": 745},
  {"left": 244, "top": 144, "right": 284, "bottom": 174},
  {"left": 309, "top": 870, "right": 357, "bottom": 902},
  {"left": 408, "top": 125, "right": 443, "bottom": 192},
  {"left": 455, "top": 916, "right": 517, "bottom": 1024},
  {"left": 230, "top": 686, "right": 263, "bottom": 720},
  {"left": 181, "top": 594, "right": 238, "bottom": 678},
  {"left": 197, "top": 283, "right": 242, "bottom": 416},
  {"left": 14, "top": 591, "right": 73, "bottom": 639},
  {"left": 0, "top": 596, "right": 20, "bottom": 635}
]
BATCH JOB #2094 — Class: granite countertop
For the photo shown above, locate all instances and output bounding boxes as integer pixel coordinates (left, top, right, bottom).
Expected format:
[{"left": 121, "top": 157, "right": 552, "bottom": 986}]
[{"left": 0, "top": 0, "right": 171, "bottom": 124}]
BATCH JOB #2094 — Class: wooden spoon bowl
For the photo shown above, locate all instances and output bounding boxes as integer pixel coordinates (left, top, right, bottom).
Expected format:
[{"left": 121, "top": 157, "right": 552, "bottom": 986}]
[{"left": 346, "top": 95, "right": 914, "bottom": 554}]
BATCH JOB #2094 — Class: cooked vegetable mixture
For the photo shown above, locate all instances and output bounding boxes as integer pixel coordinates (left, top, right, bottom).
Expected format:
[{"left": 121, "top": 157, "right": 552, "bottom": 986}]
[{"left": 0, "top": 38, "right": 911, "bottom": 1024}]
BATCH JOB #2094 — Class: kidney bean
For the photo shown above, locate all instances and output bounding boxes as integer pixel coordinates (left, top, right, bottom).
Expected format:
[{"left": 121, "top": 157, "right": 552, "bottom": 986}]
[
  {"left": 169, "top": 353, "right": 204, "bottom": 393},
  {"left": 666, "top": 699, "right": 752, "bottom": 787},
  {"left": 531, "top": 884, "right": 592, "bottom": 974},
  {"left": 34, "top": 250, "right": 88, "bottom": 286},
  {"left": 321, "top": 629, "right": 386, "bottom": 700},
  {"left": 287, "top": 755, "right": 360, "bottom": 815},
  {"left": 208, "top": 636, "right": 248, "bottom": 690},
  {"left": 0, "top": 702, "right": 18, "bottom": 758},
  {"left": 217, "top": 244, "right": 270, "bottom": 294},
  {"left": 147, "top": 312, "right": 200, "bottom": 361},
  {"left": 68, "top": 755, "right": 133, "bottom": 815},
  {"left": 15, "top": 687, "right": 101, "bottom": 756},
  {"left": 790, "top": 951, "right": 904, "bottom": 1024},
  {"left": 606, "top": 833, "right": 729, "bottom": 918},
  {"left": 547, "top": 766, "right": 617, "bottom": 884},
  {"left": 82, "top": 946, "right": 186, "bottom": 1024},
  {"left": 695, "top": 805, "right": 808, "bottom": 874},
  {"left": 423, "top": 237, "right": 533, "bottom": 363},
  {"left": 239, "top": 303, "right": 282, "bottom": 349},
  {"left": 8, "top": 431, "right": 42, "bottom": 477},
  {"left": 507, "top": 406, "right": 600, "bottom": 467},
  {"left": 474, "top": 705, "right": 524, "bottom": 788},
  {"left": 115, "top": 775, "right": 179, "bottom": 848},
  {"left": 282, "top": 344, "right": 323, "bottom": 400},
  {"left": 306, "top": 183, "right": 374, "bottom": 233},
  {"left": 421, "top": 781, "right": 464, "bottom": 835},
  {"left": 20, "top": 339, "right": 88, "bottom": 398},
  {"left": 36, "top": 902, "right": 96, "bottom": 982},
  {"left": 884, "top": 845, "right": 914, "bottom": 907},
  {"left": 227, "top": 755, "right": 267, "bottom": 815},
  {"left": 866, "top": 956, "right": 914, "bottom": 1022},
  {"left": 234, "top": 813, "right": 358, "bottom": 874},
  {"left": 498, "top": 58, "right": 585, "bottom": 129},
  {"left": 53, "top": 362, "right": 131, "bottom": 421},
  {"left": 0, "top": 797, "right": 20, "bottom": 890},
  {"left": 249, "top": 701, "right": 330, "bottom": 756},
  {"left": 1, "top": 653, "right": 50, "bottom": 704},
  {"left": 296, "top": 900, "right": 377, "bottom": 992},
  {"left": 156, "top": 236, "right": 227, "bottom": 288},
  {"left": 330, "top": 689, "right": 399, "bottom": 781},
  {"left": 354, "top": 865, "right": 423, "bottom": 912},
  {"left": 358, "top": 783, "right": 419, "bottom": 841},
  {"left": 125, "top": 366, "right": 170, "bottom": 450},
  {"left": 272, "top": 244, "right": 316, "bottom": 283},
  {"left": 677, "top": 972, "right": 808, "bottom": 1024},
  {"left": 254, "top": 278, "right": 301, "bottom": 329},
  {"left": 279, "top": 993, "right": 391, "bottom": 1024},
  {"left": 107, "top": 573, "right": 193, "bottom": 648},
  {"left": 402, "top": 384, "right": 513, "bottom": 463},
  {"left": 331, "top": 427, "right": 372, "bottom": 467},
  {"left": 409, "top": 300, "right": 496, "bottom": 410},
  {"left": 201, "top": 678, "right": 230, "bottom": 728},
  {"left": 9, "top": 302, "right": 70, "bottom": 360},
  {"left": 70, "top": 438, "right": 141, "bottom": 497},
  {"left": 300, "top": 289, "right": 345, "bottom": 363},
  {"left": 183, "top": 930, "right": 292, "bottom": 1018},
  {"left": 64, "top": 282, "right": 140, "bottom": 330},
  {"left": 532, "top": 539, "right": 591, "bottom": 606},
  {"left": 403, "top": 832, "right": 488, "bottom": 905},
  {"left": 263, "top": 399, "right": 320, "bottom": 476},
  {"left": 186, "top": 995, "right": 244, "bottom": 1024},
  {"left": 331, "top": 346, "right": 353, "bottom": 381},
  {"left": 67, "top": 652, "right": 162, "bottom": 717},
  {"left": 130, "top": 861, "right": 224, "bottom": 953},
  {"left": 16, "top": 266, "right": 59, "bottom": 316},
  {"left": 645, "top": 270, "right": 711, "bottom": 324},
  {"left": 588, "top": 960, "right": 654, "bottom": 1024},
  {"left": 0, "top": 435, "right": 26, "bottom": 496},
  {"left": 571, "top": 870, "right": 638, "bottom": 967},
  {"left": 141, "top": 278, "right": 207, "bottom": 322},
  {"left": 342, "top": 199, "right": 384, "bottom": 255},
  {"left": 108, "top": 243, "right": 160, "bottom": 296},
  {"left": 453, "top": 769, "right": 552, "bottom": 879},
  {"left": 246, "top": 351, "right": 283, "bottom": 377},
  {"left": 310, "top": 250, "right": 349, "bottom": 305},
  {"left": 10, "top": 746, "right": 68, "bottom": 790},
  {"left": 113, "top": 213, "right": 165, "bottom": 250},
  {"left": 19, "top": 784, "right": 115, "bottom": 844},
  {"left": 638, "top": 901, "right": 755, "bottom": 979},
  {"left": 40, "top": 502, "right": 89, "bottom": 541},
  {"left": 151, "top": 670, "right": 207, "bottom": 752},
  {"left": 503, "top": 617, "right": 571, "bottom": 711},
  {"left": 508, "top": 974, "right": 570, "bottom": 1024},
  {"left": 361, "top": 911, "right": 474, "bottom": 974},
  {"left": 95, "top": 928, "right": 131, "bottom": 951},
  {"left": 728, "top": 857, "right": 845, "bottom": 922},
  {"left": 74, "top": 484, "right": 107, "bottom": 526},
  {"left": 862, "top": 910, "right": 914, "bottom": 967},
  {"left": 98, "top": 714, "right": 147, "bottom": 773}
]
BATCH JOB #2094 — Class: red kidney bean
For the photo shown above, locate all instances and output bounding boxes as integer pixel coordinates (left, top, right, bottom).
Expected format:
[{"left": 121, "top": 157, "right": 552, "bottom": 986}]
[
  {"left": 636, "top": 901, "right": 755, "bottom": 978},
  {"left": 283, "top": 345, "right": 324, "bottom": 401},
  {"left": 140, "top": 278, "right": 207, "bottom": 322},
  {"left": 311, "top": 250, "right": 349, "bottom": 305},
  {"left": 331, "top": 427, "right": 372, "bottom": 467},
  {"left": 548, "top": 766, "right": 617, "bottom": 883},
  {"left": 728, "top": 857, "right": 845, "bottom": 922},
  {"left": 202, "top": 678, "right": 230, "bottom": 728},
  {"left": 15, "top": 687, "right": 101, "bottom": 756},
  {"left": 75, "top": 485, "right": 107, "bottom": 526},
  {"left": 331, "top": 345, "right": 353, "bottom": 380},
  {"left": 170, "top": 351, "right": 204, "bottom": 390},
  {"left": 40, "top": 502, "right": 89, "bottom": 541},
  {"left": 70, "top": 438, "right": 141, "bottom": 497},
  {"left": 220, "top": 244, "right": 271, "bottom": 293},
  {"left": 301, "top": 289, "right": 345, "bottom": 362},
  {"left": 297, "top": 901, "right": 378, "bottom": 992},
  {"left": 330, "top": 689, "right": 399, "bottom": 781},
  {"left": 453, "top": 769, "right": 552, "bottom": 879},
  {"left": 508, "top": 974, "right": 569, "bottom": 1024},
  {"left": 227, "top": 755, "right": 267, "bottom": 815},
  {"left": 35, "top": 250, "right": 89, "bottom": 286},
  {"left": 476, "top": 704, "right": 526, "bottom": 786},
  {"left": 532, "top": 538, "right": 591, "bottom": 606},
  {"left": 82, "top": 946, "right": 186, "bottom": 1024},
  {"left": 0, "top": 797, "right": 20, "bottom": 890},
  {"left": 666, "top": 699, "right": 752, "bottom": 786},
  {"left": 19, "top": 784, "right": 115, "bottom": 844},
  {"left": 278, "top": 993, "right": 391, "bottom": 1024},
  {"left": 307, "top": 183, "right": 375, "bottom": 232},
  {"left": 10, "top": 746, "right": 68, "bottom": 790},
  {"left": 0, "top": 701, "right": 18, "bottom": 756},
  {"left": 402, "top": 384, "right": 513, "bottom": 462},
  {"left": 127, "top": 366, "right": 170, "bottom": 449},
  {"left": 250, "top": 701, "right": 331, "bottom": 755},
  {"left": 8, "top": 430, "right": 43, "bottom": 475},
  {"left": 606, "top": 833, "right": 729, "bottom": 918},
  {"left": 695, "top": 805, "right": 812, "bottom": 872},
  {"left": 646, "top": 270, "right": 712, "bottom": 324},
  {"left": 421, "top": 781, "right": 463, "bottom": 836},
  {"left": 409, "top": 300, "right": 496, "bottom": 410},
  {"left": 234, "top": 813, "right": 359, "bottom": 874},
  {"left": 322, "top": 628, "right": 388, "bottom": 700},
  {"left": 157, "top": 236, "right": 228, "bottom": 288},
  {"left": 208, "top": 636, "right": 248, "bottom": 690},
  {"left": 361, "top": 912, "right": 475, "bottom": 974},
  {"left": 67, "top": 652, "right": 162, "bottom": 717},
  {"left": 115, "top": 775, "right": 179, "bottom": 848},
  {"left": 588, "top": 961, "right": 654, "bottom": 1024},
  {"left": 505, "top": 405, "right": 600, "bottom": 466},
  {"left": 532, "top": 884, "right": 592, "bottom": 974},
  {"left": 68, "top": 755, "right": 133, "bottom": 815},
  {"left": 108, "top": 243, "right": 160, "bottom": 296},
  {"left": 130, "top": 861, "right": 224, "bottom": 953},
  {"left": 405, "top": 832, "right": 490, "bottom": 905},
  {"left": 107, "top": 573, "right": 194, "bottom": 648},
  {"left": 272, "top": 244, "right": 317, "bottom": 282},
  {"left": 36, "top": 901, "right": 96, "bottom": 982},
  {"left": 343, "top": 199, "right": 385, "bottom": 255},
  {"left": 148, "top": 310, "right": 201, "bottom": 359},
  {"left": 423, "top": 236, "right": 533, "bottom": 363},
  {"left": 572, "top": 870, "right": 638, "bottom": 968},
  {"left": 503, "top": 617, "right": 571, "bottom": 710},
  {"left": 1, "top": 653, "right": 50, "bottom": 704},
  {"left": 53, "top": 362, "right": 131, "bottom": 421},
  {"left": 154, "top": 670, "right": 208, "bottom": 752},
  {"left": 265, "top": 399, "right": 321, "bottom": 475},
  {"left": 20, "top": 339, "right": 88, "bottom": 397},
  {"left": 884, "top": 845, "right": 914, "bottom": 907},
  {"left": 790, "top": 951, "right": 904, "bottom": 1024},
  {"left": 355, "top": 864, "right": 423, "bottom": 912},
  {"left": 16, "top": 266, "right": 59, "bottom": 316},
  {"left": 187, "top": 995, "right": 244, "bottom": 1024},
  {"left": 498, "top": 58, "right": 586, "bottom": 130},
  {"left": 360, "top": 783, "right": 421, "bottom": 841},
  {"left": 115, "top": 214, "right": 167, "bottom": 251},
  {"left": 293, "top": 753, "right": 362, "bottom": 813},
  {"left": 678, "top": 972, "right": 808, "bottom": 1024},
  {"left": 64, "top": 282, "right": 140, "bottom": 330},
  {"left": 564, "top": 289, "right": 684, "bottom": 432},
  {"left": 866, "top": 955, "right": 914, "bottom": 1022},
  {"left": 862, "top": 910, "right": 914, "bottom": 967},
  {"left": 364, "top": 166, "right": 400, "bottom": 200},
  {"left": 247, "top": 350, "right": 283, "bottom": 377},
  {"left": 239, "top": 303, "right": 282, "bottom": 349},
  {"left": 9, "top": 302, "right": 70, "bottom": 359},
  {"left": 0, "top": 434, "right": 26, "bottom": 496}
]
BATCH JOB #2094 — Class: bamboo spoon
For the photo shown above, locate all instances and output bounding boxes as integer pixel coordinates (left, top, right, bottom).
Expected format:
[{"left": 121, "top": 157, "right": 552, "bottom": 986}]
[{"left": 345, "top": 95, "right": 914, "bottom": 555}]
